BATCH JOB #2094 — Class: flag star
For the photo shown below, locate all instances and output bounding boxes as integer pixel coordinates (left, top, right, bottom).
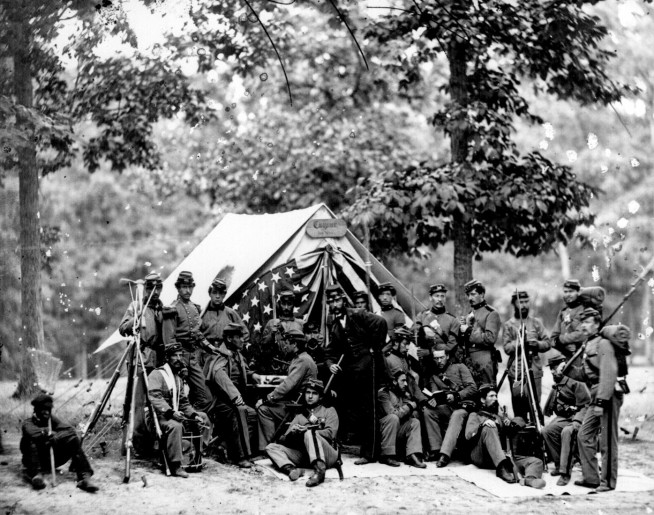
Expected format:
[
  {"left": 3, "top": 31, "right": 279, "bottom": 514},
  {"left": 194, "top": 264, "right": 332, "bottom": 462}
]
[
  {"left": 242, "top": 313, "right": 251, "bottom": 323},
  {"left": 293, "top": 306, "right": 299, "bottom": 314},
  {"left": 271, "top": 272, "right": 281, "bottom": 283},
  {"left": 301, "top": 293, "right": 309, "bottom": 302},
  {"left": 253, "top": 322, "right": 262, "bottom": 332},
  {"left": 251, "top": 297, "right": 260, "bottom": 307},
  {"left": 285, "top": 267, "right": 295, "bottom": 278},
  {"left": 232, "top": 303, "right": 240, "bottom": 311},
  {"left": 258, "top": 282, "right": 268, "bottom": 292},
  {"left": 263, "top": 304, "right": 272, "bottom": 315},
  {"left": 242, "top": 290, "right": 249, "bottom": 298},
  {"left": 292, "top": 284, "right": 302, "bottom": 292}
]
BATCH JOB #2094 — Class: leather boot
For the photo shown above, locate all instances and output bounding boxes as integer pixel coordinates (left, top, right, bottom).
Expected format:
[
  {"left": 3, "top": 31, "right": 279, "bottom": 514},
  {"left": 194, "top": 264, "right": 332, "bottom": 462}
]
[
  {"left": 306, "top": 460, "right": 326, "bottom": 487},
  {"left": 496, "top": 459, "right": 517, "bottom": 484},
  {"left": 436, "top": 453, "right": 450, "bottom": 468},
  {"left": 281, "top": 464, "right": 303, "bottom": 481},
  {"left": 407, "top": 453, "right": 427, "bottom": 469},
  {"left": 76, "top": 472, "right": 100, "bottom": 492},
  {"left": 31, "top": 474, "right": 46, "bottom": 490},
  {"left": 380, "top": 456, "right": 401, "bottom": 467},
  {"left": 170, "top": 463, "right": 189, "bottom": 478}
]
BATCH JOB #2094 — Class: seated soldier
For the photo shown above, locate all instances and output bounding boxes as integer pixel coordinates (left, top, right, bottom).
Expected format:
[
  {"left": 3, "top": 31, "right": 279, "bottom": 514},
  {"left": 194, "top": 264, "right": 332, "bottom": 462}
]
[
  {"left": 148, "top": 344, "right": 210, "bottom": 477},
  {"left": 204, "top": 323, "right": 261, "bottom": 468},
  {"left": 541, "top": 353, "right": 591, "bottom": 486},
  {"left": 256, "top": 329, "right": 318, "bottom": 448},
  {"left": 265, "top": 379, "right": 340, "bottom": 487},
  {"left": 258, "top": 289, "right": 304, "bottom": 374},
  {"left": 426, "top": 344, "right": 478, "bottom": 468},
  {"left": 377, "top": 371, "right": 427, "bottom": 468},
  {"left": 20, "top": 394, "right": 98, "bottom": 492},
  {"left": 465, "top": 384, "right": 545, "bottom": 488},
  {"left": 384, "top": 327, "right": 440, "bottom": 461}
]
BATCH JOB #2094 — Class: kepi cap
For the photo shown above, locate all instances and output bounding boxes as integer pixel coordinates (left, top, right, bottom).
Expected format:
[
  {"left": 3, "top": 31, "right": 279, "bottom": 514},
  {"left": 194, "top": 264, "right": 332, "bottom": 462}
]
[
  {"left": 563, "top": 279, "right": 581, "bottom": 291},
  {"left": 429, "top": 284, "right": 447, "bottom": 294},
  {"left": 175, "top": 271, "right": 195, "bottom": 287}
]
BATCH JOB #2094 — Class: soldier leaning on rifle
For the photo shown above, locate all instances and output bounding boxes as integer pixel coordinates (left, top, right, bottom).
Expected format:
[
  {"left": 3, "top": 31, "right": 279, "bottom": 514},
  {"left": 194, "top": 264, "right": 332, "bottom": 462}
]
[
  {"left": 459, "top": 280, "right": 502, "bottom": 387},
  {"left": 558, "top": 307, "right": 623, "bottom": 492},
  {"left": 384, "top": 327, "right": 441, "bottom": 461},
  {"left": 426, "top": 344, "right": 478, "bottom": 468},
  {"left": 203, "top": 323, "right": 261, "bottom": 468},
  {"left": 20, "top": 394, "right": 99, "bottom": 492},
  {"left": 502, "top": 291, "right": 551, "bottom": 422},
  {"left": 551, "top": 279, "right": 586, "bottom": 361},
  {"left": 541, "top": 353, "right": 591, "bottom": 486},
  {"left": 256, "top": 329, "right": 318, "bottom": 449},
  {"left": 376, "top": 282, "right": 406, "bottom": 351},
  {"left": 465, "top": 385, "right": 546, "bottom": 488},
  {"left": 201, "top": 278, "right": 249, "bottom": 348},
  {"left": 162, "top": 271, "right": 214, "bottom": 412},
  {"left": 414, "top": 283, "right": 461, "bottom": 376},
  {"left": 259, "top": 289, "right": 305, "bottom": 374},
  {"left": 377, "top": 370, "right": 427, "bottom": 468},
  {"left": 147, "top": 344, "right": 210, "bottom": 478},
  {"left": 266, "top": 379, "right": 339, "bottom": 487}
]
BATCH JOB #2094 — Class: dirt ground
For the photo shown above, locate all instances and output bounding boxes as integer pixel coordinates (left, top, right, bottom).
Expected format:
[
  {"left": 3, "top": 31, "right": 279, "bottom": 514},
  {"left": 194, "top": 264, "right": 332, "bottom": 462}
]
[{"left": 2, "top": 367, "right": 654, "bottom": 515}]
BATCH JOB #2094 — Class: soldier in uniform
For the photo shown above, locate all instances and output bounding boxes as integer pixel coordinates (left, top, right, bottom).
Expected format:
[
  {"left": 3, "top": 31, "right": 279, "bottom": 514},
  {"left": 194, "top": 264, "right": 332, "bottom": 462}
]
[
  {"left": 542, "top": 353, "right": 591, "bottom": 486},
  {"left": 324, "top": 284, "right": 387, "bottom": 464},
  {"left": 426, "top": 344, "right": 478, "bottom": 468},
  {"left": 384, "top": 327, "right": 440, "bottom": 461},
  {"left": 162, "top": 271, "right": 214, "bottom": 412},
  {"left": 415, "top": 283, "right": 461, "bottom": 376},
  {"left": 353, "top": 290, "right": 370, "bottom": 311},
  {"left": 376, "top": 282, "right": 406, "bottom": 346},
  {"left": 265, "top": 379, "right": 340, "bottom": 487},
  {"left": 259, "top": 289, "right": 304, "bottom": 374},
  {"left": 20, "top": 394, "right": 99, "bottom": 492},
  {"left": 377, "top": 371, "right": 427, "bottom": 468},
  {"left": 460, "top": 280, "right": 502, "bottom": 386},
  {"left": 148, "top": 344, "right": 209, "bottom": 477},
  {"left": 465, "top": 385, "right": 545, "bottom": 488},
  {"left": 118, "top": 271, "right": 164, "bottom": 454},
  {"left": 560, "top": 307, "right": 623, "bottom": 492},
  {"left": 203, "top": 323, "right": 261, "bottom": 468},
  {"left": 551, "top": 279, "right": 586, "bottom": 360},
  {"left": 201, "top": 278, "right": 249, "bottom": 348},
  {"left": 502, "top": 291, "right": 551, "bottom": 421},
  {"left": 256, "top": 329, "right": 318, "bottom": 448}
]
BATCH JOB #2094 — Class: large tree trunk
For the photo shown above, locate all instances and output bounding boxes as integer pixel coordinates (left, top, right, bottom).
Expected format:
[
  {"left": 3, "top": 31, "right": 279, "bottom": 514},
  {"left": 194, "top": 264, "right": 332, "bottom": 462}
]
[
  {"left": 448, "top": 35, "right": 473, "bottom": 312},
  {"left": 11, "top": 2, "right": 45, "bottom": 398}
]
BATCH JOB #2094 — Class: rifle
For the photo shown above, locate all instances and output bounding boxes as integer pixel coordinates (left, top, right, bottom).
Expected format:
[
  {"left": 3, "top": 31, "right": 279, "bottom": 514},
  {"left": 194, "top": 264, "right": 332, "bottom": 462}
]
[
  {"left": 47, "top": 418, "right": 57, "bottom": 487},
  {"left": 502, "top": 406, "right": 521, "bottom": 484}
]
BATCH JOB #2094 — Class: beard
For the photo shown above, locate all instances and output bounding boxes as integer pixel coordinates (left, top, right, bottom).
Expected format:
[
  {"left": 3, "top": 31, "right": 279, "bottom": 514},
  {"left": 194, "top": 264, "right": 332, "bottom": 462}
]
[
  {"left": 484, "top": 401, "right": 499, "bottom": 414},
  {"left": 514, "top": 307, "right": 529, "bottom": 319}
]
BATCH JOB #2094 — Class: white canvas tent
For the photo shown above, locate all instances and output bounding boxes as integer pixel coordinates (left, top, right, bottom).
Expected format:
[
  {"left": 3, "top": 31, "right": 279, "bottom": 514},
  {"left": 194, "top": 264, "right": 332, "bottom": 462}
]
[{"left": 96, "top": 203, "right": 424, "bottom": 353}]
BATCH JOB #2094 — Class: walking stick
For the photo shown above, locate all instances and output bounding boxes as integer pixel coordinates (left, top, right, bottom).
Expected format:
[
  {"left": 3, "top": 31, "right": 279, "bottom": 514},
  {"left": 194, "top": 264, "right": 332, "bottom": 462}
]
[
  {"left": 324, "top": 354, "right": 344, "bottom": 395},
  {"left": 47, "top": 418, "right": 56, "bottom": 487}
]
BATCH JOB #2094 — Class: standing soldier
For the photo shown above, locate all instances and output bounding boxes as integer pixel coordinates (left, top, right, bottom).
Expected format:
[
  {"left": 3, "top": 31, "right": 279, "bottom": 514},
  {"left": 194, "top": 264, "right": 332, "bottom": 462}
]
[
  {"left": 352, "top": 291, "right": 370, "bottom": 311},
  {"left": 542, "top": 353, "right": 591, "bottom": 486},
  {"left": 460, "top": 280, "right": 502, "bottom": 387},
  {"left": 162, "top": 271, "right": 214, "bottom": 412},
  {"left": 415, "top": 283, "right": 461, "bottom": 375},
  {"left": 204, "top": 323, "right": 261, "bottom": 468},
  {"left": 560, "top": 307, "right": 623, "bottom": 492},
  {"left": 201, "top": 278, "right": 249, "bottom": 348},
  {"left": 324, "top": 284, "right": 387, "bottom": 465},
  {"left": 551, "top": 280, "right": 585, "bottom": 360},
  {"left": 376, "top": 282, "right": 406, "bottom": 344},
  {"left": 259, "top": 289, "right": 304, "bottom": 374},
  {"left": 502, "top": 291, "right": 551, "bottom": 421}
]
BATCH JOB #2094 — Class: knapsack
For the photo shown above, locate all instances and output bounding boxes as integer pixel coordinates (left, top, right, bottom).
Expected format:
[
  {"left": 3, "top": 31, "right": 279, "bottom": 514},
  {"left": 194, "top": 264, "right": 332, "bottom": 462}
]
[
  {"left": 580, "top": 286, "right": 606, "bottom": 311},
  {"left": 600, "top": 324, "right": 631, "bottom": 378}
]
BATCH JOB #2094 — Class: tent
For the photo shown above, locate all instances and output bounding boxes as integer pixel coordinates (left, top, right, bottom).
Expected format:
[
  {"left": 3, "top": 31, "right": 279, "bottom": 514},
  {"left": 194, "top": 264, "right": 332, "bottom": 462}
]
[{"left": 96, "top": 203, "right": 424, "bottom": 353}]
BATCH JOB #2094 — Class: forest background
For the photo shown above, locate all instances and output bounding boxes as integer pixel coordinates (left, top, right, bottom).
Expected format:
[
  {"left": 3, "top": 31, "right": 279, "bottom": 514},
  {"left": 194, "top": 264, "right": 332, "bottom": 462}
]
[{"left": 1, "top": 0, "right": 654, "bottom": 381}]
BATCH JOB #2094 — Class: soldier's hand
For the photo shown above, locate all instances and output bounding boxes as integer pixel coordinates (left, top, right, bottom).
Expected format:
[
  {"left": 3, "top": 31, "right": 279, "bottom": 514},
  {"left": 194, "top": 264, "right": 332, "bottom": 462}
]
[
  {"left": 427, "top": 398, "right": 437, "bottom": 409},
  {"left": 329, "top": 364, "right": 342, "bottom": 375},
  {"left": 172, "top": 411, "right": 185, "bottom": 422},
  {"left": 44, "top": 433, "right": 55, "bottom": 448},
  {"left": 289, "top": 424, "right": 306, "bottom": 433},
  {"left": 482, "top": 419, "right": 497, "bottom": 429},
  {"left": 446, "top": 393, "right": 455, "bottom": 404},
  {"left": 255, "top": 398, "right": 264, "bottom": 409},
  {"left": 193, "top": 414, "right": 204, "bottom": 423},
  {"left": 555, "top": 363, "right": 566, "bottom": 375},
  {"left": 251, "top": 373, "right": 262, "bottom": 384},
  {"left": 571, "top": 420, "right": 581, "bottom": 431},
  {"left": 593, "top": 405, "right": 603, "bottom": 416},
  {"left": 460, "top": 324, "right": 469, "bottom": 333},
  {"left": 271, "top": 320, "right": 281, "bottom": 333},
  {"left": 408, "top": 400, "right": 418, "bottom": 410},
  {"left": 233, "top": 395, "right": 245, "bottom": 406}
]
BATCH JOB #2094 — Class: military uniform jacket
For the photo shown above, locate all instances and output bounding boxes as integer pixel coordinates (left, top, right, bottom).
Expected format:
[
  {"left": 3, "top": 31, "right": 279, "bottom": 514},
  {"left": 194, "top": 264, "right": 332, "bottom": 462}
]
[
  {"left": 325, "top": 308, "right": 387, "bottom": 368},
  {"left": 502, "top": 316, "right": 551, "bottom": 380},
  {"left": 543, "top": 376, "right": 590, "bottom": 423},
  {"left": 385, "top": 352, "right": 427, "bottom": 403},
  {"left": 201, "top": 304, "right": 250, "bottom": 343},
  {"left": 465, "top": 409, "right": 506, "bottom": 441},
  {"left": 162, "top": 297, "right": 205, "bottom": 350},
  {"left": 461, "top": 302, "right": 501, "bottom": 353},
  {"left": 269, "top": 351, "right": 318, "bottom": 403},
  {"left": 22, "top": 415, "right": 76, "bottom": 443},
  {"left": 551, "top": 301, "right": 585, "bottom": 353},
  {"left": 148, "top": 365, "right": 197, "bottom": 419},
  {"left": 428, "top": 362, "right": 477, "bottom": 403},
  {"left": 281, "top": 404, "right": 339, "bottom": 445},
  {"left": 378, "top": 306, "right": 406, "bottom": 337},
  {"left": 203, "top": 342, "right": 253, "bottom": 402},
  {"left": 119, "top": 299, "right": 163, "bottom": 369},
  {"left": 565, "top": 334, "right": 618, "bottom": 406},
  {"left": 415, "top": 308, "right": 460, "bottom": 354},
  {"left": 378, "top": 386, "right": 418, "bottom": 423},
  {"left": 262, "top": 316, "right": 304, "bottom": 347}
]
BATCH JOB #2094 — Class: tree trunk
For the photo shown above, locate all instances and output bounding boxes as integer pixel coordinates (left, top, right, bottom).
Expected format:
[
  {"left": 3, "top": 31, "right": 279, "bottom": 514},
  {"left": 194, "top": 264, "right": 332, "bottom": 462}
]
[
  {"left": 448, "top": 34, "right": 473, "bottom": 312},
  {"left": 11, "top": 2, "right": 45, "bottom": 398}
]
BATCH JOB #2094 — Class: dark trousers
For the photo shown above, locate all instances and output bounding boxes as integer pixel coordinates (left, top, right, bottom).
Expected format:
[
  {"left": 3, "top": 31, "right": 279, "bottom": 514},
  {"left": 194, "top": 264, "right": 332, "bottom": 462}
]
[
  {"left": 470, "top": 426, "right": 506, "bottom": 468},
  {"left": 437, "top": 407, "right": 469, "bottom": 458},
  {"left": 20, "top": 428, "right": 93, "bottom": 479},
  {"left": 159, "top": 413, "right": 209, "bottom": 465},
  {"left": 509, "top": 375, "right": 542, "bottom": 422},
  {"left": 379, "top": 414, "right": 422, "bottom": 458},
  {"left": 181, "top": 348, "right": 213, "bottom": 412},
  {"left": 468, "top": 350, "right": 496, "bottom": 387},
  {"left": 542, "top": 416, "right": 577, "bottom": 474},
  {"left": 342, "top": 355, "right": 379, "bottom": 460},
  {"left": 267, "top": 430, "right": 339, "bottom": 469},
  {"left": 212, "top": 401, "right": 257, "bottom": 460}
]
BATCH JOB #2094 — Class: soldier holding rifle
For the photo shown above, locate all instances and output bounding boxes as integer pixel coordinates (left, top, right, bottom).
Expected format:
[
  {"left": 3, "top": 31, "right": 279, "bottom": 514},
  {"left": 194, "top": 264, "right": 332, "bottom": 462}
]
[{"left": 551, "top": 280, "right": 586, "bottom": 360}]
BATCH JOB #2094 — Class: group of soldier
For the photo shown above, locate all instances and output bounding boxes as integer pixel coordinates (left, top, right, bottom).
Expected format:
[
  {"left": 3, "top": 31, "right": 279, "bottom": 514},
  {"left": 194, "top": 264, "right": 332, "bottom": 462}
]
[{"left": 18, "top": 271, "right": 626, "bottom": 495}]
